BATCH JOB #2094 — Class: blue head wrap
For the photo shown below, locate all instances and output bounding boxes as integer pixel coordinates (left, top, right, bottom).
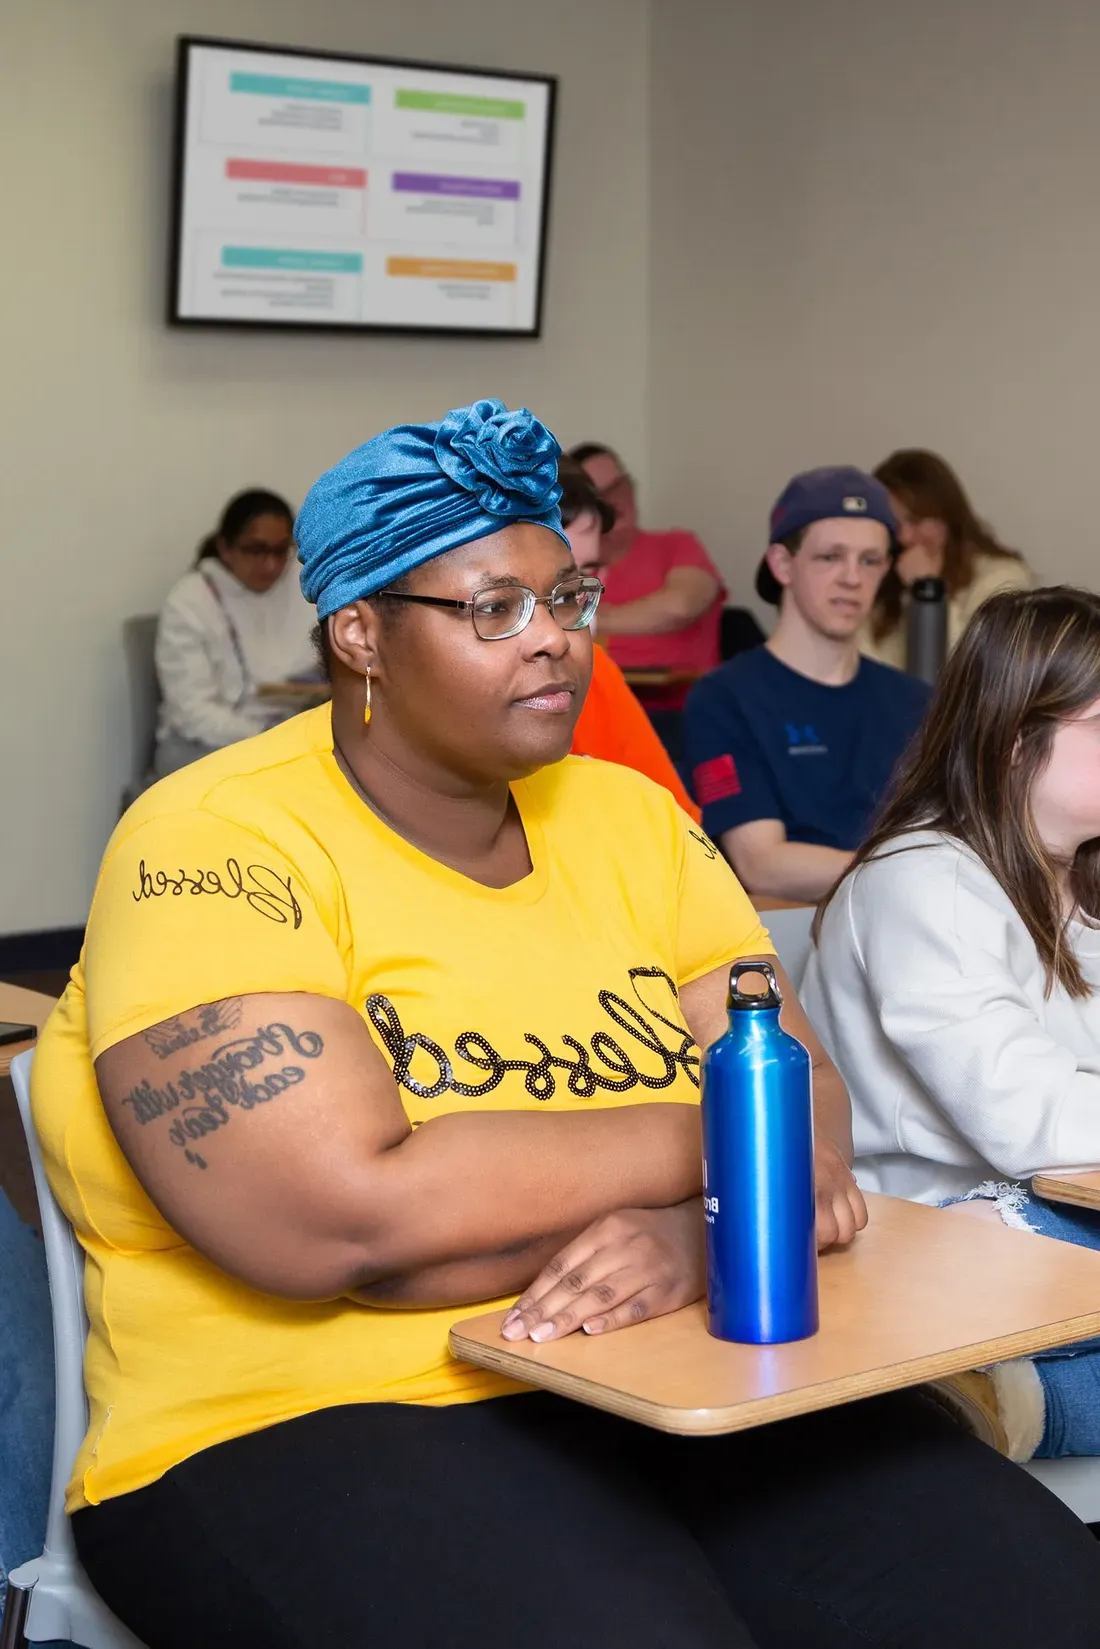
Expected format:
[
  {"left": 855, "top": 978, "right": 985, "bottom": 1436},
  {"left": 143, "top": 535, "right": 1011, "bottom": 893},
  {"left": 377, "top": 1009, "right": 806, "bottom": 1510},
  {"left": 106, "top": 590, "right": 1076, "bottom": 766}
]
[{"left": 297, "top": 398, "right": 570, "bottom": 619}]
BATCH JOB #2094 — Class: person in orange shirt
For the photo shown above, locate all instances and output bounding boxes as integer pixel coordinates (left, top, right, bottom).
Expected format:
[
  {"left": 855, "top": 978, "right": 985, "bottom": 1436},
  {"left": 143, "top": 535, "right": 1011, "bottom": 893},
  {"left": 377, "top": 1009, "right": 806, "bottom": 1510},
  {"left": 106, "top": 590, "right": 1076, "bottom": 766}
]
[{"left": 559, "top": 458, "right": 701, "bottom": 822}]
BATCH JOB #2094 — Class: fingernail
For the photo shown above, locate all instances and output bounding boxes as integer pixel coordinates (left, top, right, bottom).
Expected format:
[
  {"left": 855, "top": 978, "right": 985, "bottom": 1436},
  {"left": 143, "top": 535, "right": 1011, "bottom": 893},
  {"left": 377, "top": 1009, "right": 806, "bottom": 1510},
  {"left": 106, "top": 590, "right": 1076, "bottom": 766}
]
[
  {"left": 501, "top": 1308, "right": 519, "bottom": 1326},
  {"left": 582, "top": 1320, "right": 603, "bottom": 1335},
  {"left": 501, "top": 1319, "right": 527, "bottom": 1341},
  {"left": 529, "top": 1323, "right": 554, "bottom": 1343}
]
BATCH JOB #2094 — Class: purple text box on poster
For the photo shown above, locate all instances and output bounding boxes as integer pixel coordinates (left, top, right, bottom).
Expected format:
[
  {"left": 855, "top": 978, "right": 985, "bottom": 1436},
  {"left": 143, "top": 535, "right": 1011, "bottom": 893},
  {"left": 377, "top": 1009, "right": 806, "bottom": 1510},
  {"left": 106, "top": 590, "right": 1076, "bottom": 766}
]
[{"left": 392, "top": 172, "right": 521, "bottom": 200}]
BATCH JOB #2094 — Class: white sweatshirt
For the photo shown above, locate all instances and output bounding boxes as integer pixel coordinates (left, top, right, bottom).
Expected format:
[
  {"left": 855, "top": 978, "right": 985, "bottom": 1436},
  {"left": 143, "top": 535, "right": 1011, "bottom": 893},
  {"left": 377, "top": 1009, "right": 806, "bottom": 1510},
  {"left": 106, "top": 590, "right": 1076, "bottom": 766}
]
[
  {"left": 155, "top": 558, "right": 317, "bottom": 749},
  {"left": 801, "top": 830, "right": 1100, "bottom": 1205}
]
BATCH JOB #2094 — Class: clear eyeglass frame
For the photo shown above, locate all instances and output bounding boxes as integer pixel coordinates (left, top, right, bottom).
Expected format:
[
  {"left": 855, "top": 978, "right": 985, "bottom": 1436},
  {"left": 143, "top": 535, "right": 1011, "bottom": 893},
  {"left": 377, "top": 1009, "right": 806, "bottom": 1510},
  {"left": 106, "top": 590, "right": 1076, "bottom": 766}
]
[{"left": 374, "top": 575, "right": 604, "bottom": 641}]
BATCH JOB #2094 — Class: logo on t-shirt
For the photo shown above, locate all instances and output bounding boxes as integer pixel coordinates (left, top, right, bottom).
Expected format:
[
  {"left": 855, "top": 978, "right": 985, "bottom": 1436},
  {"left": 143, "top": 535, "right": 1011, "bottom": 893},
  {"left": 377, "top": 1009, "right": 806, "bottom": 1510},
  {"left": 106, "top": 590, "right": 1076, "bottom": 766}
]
[
  {"left": 785, "top": 723, "right": 828, "bottom": 757},
  {"left": 692, "top": 753, "right": 740, "bottom": 804}
]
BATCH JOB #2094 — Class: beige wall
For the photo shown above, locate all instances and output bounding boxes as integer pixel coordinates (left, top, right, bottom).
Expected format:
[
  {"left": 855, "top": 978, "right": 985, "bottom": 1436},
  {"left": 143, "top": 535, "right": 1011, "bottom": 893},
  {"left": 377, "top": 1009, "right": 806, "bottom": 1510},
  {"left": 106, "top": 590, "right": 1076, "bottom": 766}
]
[
  {"left": 649, "top": 0, "right": 1100, "bottom": 617},
  {"left": 0, "top": 0, "right": 651, "bottom": 930},
  {"left": 10, "top": 0, "right": 1100, "bottom": 931}
]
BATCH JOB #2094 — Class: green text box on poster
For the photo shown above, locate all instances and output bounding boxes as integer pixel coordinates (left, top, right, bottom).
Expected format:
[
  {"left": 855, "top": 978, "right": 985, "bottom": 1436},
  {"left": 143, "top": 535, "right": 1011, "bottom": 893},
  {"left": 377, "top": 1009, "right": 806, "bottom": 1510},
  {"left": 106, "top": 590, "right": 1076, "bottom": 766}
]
[{"left": 395, "top": 89, "right": 525, "bottom": 119}]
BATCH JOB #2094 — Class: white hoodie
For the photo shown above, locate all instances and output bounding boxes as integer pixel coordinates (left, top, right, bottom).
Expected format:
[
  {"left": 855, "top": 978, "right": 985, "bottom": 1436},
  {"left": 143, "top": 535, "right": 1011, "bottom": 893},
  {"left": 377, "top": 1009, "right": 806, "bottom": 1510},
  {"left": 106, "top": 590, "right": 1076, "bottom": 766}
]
[
  {"left": 802, "top": 830, "right": 1100, "bottom": 1204},
  {"left": 155, "top": 557, "right": 317, "bottom": 749}
]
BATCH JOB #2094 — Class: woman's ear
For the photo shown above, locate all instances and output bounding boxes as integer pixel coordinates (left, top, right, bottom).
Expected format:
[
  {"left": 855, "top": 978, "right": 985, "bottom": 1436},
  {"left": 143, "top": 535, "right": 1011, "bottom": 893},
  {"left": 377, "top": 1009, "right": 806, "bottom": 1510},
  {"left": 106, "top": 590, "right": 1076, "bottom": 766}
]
[{"left": 328, "top": 602, "right": 380, "bottom": 678}]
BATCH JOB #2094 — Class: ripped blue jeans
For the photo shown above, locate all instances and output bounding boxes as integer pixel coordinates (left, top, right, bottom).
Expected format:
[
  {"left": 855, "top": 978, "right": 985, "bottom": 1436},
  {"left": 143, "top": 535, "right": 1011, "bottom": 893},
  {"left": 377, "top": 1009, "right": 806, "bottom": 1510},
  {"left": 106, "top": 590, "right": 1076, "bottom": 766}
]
[{"left": 953, "top": 1183, "right": 1100, "bottom": 1458}]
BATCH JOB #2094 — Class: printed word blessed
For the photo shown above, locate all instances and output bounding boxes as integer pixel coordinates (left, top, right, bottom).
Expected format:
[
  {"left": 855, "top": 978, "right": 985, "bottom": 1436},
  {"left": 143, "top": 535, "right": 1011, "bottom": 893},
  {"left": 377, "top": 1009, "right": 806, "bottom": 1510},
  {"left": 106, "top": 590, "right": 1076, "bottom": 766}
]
[
  {"left": 132, "top": 857, "right": 303, "bottom": 926},
  {"left": 366, "top": 965, "right": 700, "bottom": 1102}
]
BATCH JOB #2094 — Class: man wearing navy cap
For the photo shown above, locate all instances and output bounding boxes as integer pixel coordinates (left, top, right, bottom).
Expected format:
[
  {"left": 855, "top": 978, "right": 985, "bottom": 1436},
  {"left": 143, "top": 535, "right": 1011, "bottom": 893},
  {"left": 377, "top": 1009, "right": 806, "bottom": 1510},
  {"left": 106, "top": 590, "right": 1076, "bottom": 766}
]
[{"left": 684, "top": 467, "right": 930, "bottom": 902}]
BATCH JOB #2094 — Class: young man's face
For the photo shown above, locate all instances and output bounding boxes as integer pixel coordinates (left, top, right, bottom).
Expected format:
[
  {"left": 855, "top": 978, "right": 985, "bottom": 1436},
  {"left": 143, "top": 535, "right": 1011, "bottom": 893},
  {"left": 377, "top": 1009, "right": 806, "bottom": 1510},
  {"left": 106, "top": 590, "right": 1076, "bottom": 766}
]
[{"left": 766, "top": 517, "right": 892, "bottom": 640}]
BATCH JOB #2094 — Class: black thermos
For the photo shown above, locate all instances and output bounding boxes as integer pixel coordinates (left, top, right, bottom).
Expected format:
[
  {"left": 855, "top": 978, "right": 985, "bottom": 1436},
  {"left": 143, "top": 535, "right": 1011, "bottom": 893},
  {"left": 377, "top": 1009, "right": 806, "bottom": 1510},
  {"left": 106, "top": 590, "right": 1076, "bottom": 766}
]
[{"left": 906, "top": 576, "right": 947, "bottom": 684}]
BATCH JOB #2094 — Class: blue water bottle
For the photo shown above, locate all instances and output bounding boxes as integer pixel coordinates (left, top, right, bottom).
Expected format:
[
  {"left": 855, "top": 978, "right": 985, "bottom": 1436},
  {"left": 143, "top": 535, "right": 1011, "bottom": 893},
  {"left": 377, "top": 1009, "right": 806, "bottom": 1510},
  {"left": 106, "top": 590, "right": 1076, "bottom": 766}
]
[{"left": 701, "top": 960, "right": 818, "bottom": 1344}]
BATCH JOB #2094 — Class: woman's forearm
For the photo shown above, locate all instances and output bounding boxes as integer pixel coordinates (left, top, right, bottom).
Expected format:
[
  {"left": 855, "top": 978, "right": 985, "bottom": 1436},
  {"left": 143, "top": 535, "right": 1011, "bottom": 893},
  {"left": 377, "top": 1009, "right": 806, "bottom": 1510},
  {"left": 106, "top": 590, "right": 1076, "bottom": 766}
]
[
  {"left": 352, "top": 1229, "right": 575, "bottom": 1309},
  {"left": 810, "top": 1058, "right": 854, "bottom": 1162},
  {"left": 96, "top": 995, "right": 705, "bottom": 1303},
  {"left": 596, "top": 570, "right": 719, "bottom": 636},
  {"left": 347, "top": 1103, "right": 703, "bottom": 1293}
]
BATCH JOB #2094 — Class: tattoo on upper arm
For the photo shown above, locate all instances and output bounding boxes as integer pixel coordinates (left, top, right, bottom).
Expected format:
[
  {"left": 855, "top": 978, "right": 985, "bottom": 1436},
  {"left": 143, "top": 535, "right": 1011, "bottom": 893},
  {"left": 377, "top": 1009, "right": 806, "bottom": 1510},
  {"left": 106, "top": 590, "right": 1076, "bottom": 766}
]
[
  {"left": 120, "top": 1022, "right": 324, "bottom": 1170},
  {"left": 142, "top": 999, "right": 243, "bottom": 1060}
]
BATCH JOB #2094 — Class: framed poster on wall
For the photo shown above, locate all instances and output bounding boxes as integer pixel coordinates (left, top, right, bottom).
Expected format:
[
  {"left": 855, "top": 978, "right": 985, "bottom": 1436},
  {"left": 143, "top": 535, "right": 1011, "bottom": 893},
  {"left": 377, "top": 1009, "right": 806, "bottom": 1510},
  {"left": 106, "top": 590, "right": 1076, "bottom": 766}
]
[{"left": 168, "top": 36, "right": 557, "bottom": 337}]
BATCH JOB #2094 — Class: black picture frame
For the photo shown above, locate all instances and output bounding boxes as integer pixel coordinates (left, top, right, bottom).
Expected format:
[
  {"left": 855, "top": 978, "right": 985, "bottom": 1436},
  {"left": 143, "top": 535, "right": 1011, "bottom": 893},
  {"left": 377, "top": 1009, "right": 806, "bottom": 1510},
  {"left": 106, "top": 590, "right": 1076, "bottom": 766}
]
[{"left": 167, "top": 34, "right": 558, "bottom": 340}]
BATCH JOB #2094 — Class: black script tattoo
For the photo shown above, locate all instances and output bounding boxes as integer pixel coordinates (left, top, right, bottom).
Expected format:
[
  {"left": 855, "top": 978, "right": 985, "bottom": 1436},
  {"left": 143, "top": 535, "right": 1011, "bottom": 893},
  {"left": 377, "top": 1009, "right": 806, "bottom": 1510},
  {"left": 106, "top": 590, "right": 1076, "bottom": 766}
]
[
  {"left": 132, "top": 858, "right": 302, "bottom": 927},
  {"left": 142, "top": 999, "right": 243, "bottom": 1061},
  {"left": 121, "top": 1022, "right": 323, "bottom": 1168},
  {"left": 365, "top": 966, "right": 699, "bottom": 1105},
  {"left": 689, "top": 828, "right": 718, "bottom": 861}
]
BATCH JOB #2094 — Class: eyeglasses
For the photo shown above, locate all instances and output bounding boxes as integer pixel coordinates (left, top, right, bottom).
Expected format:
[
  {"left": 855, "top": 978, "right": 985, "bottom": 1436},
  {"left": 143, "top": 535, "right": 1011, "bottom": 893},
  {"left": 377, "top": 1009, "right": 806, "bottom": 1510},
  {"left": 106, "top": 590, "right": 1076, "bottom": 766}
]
[
  {"left": 234, "top": 540, "right": 292, "bottom": 560},
  {"left": 376, "top": 575, "right": 604, "bottom": 641}
]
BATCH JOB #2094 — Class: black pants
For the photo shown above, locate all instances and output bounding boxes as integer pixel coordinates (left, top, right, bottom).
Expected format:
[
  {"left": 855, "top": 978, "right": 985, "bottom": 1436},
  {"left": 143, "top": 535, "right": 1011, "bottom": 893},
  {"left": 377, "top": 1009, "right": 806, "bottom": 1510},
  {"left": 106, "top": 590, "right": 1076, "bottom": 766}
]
[{"left": 73, "top": 1390, "right": 1100, "bottom": 1649}]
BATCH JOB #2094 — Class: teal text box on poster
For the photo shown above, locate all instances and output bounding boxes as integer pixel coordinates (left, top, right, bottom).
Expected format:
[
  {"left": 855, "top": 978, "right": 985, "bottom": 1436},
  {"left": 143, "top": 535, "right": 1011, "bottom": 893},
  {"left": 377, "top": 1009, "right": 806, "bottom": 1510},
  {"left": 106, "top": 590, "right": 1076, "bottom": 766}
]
[
  {"left": 222, "top": 247, "right": 364, "bottom": 274},
  {"left": 229, "top": 72, "right": 371, "bottom": 105}
]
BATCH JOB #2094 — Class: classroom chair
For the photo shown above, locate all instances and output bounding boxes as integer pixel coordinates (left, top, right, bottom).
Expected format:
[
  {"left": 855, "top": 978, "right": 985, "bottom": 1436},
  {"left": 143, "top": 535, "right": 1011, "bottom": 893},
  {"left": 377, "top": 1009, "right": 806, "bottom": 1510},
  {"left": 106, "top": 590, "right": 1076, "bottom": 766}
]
[
  {"left": 719, "top": 606, "right": 766, "bottom": 661},
  {"left": 0, "top": 1052, "right": 146, "bottom": 1649},
  {"left": 761, "top": 904, "right": 815, "bottom": 991},
  {"left": 1023, "top": 1458, "right": 1100, "bottom": 1523},
  {"left": 119, "top": 616, "right": 159, "bottom": 816}
]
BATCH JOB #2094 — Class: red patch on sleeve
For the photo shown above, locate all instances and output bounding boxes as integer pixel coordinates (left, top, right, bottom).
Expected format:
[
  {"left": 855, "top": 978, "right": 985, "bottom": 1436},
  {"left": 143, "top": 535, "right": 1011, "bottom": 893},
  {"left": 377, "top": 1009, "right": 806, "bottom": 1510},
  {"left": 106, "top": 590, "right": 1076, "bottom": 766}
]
[{"left": 693, "top": 753, "right": 741, "bottom": 805}]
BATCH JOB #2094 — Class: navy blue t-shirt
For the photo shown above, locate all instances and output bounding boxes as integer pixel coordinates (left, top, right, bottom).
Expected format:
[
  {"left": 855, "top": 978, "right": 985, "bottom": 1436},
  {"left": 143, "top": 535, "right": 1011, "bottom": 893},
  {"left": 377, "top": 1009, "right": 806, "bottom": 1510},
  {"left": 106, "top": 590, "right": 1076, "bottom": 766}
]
[{"left": 683, "top": 647, "right": 930, "bottom": 850}]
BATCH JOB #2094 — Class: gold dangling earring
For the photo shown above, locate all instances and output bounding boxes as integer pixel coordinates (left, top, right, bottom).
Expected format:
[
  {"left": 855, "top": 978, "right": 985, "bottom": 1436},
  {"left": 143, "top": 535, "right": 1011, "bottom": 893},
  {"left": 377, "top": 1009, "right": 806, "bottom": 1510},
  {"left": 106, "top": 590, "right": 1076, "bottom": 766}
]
[{"left": 363, "top": 665, "right": 373, "bottom": 727}]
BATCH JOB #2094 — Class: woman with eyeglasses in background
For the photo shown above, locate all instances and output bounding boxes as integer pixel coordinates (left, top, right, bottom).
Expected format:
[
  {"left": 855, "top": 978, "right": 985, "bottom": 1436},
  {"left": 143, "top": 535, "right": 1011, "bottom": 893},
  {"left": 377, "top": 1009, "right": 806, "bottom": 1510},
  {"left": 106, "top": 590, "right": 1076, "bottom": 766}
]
[{"left": 154, "top": 488, "right": 319, "bottom": 776}]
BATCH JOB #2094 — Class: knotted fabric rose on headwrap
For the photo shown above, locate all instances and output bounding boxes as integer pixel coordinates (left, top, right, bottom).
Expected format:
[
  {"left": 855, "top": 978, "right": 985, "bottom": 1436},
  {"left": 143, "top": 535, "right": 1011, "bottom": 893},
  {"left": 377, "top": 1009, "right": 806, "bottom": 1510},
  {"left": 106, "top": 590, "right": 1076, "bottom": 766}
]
[{"left": 297, "top": 398, "right": 569, "bottom": 619}]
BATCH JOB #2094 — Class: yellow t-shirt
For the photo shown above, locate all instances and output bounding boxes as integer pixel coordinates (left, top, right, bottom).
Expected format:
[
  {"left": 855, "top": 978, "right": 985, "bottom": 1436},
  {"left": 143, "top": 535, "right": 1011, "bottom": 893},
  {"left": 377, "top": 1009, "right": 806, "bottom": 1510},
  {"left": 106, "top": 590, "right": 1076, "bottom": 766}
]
[{"left": 33, "top": 706, "right": 770, "bottom": 1511}]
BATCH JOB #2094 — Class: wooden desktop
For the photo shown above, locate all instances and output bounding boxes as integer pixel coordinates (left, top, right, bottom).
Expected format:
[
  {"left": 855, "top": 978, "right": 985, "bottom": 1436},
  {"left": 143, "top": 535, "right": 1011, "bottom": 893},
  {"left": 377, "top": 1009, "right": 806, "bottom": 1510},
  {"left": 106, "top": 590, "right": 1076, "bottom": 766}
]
[{"left": 451, "top": 1193, "right": 1100, "bottom": 1436}]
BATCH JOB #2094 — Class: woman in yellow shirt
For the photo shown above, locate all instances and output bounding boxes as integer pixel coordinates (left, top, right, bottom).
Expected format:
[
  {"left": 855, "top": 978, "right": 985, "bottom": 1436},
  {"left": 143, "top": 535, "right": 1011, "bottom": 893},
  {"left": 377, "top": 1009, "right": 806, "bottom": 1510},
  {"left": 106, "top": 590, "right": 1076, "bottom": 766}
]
[
  {"left": 861, "top": 448, "right": 1032, "bottom": 668},
  {"left": 32, "top": 402, "right": 1100, "bottom": 1649}
]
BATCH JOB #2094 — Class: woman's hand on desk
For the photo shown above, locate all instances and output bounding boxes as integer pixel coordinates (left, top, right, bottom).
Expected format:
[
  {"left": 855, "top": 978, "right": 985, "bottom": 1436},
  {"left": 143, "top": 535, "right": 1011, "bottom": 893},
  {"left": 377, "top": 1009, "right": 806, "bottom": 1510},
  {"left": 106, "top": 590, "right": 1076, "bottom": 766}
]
[
  {"left": 496, "top": 1145, "right": 867, "bottom": 1345},
  {"left": 500, "top": 1200, "right": 705, "bottom": 1343},
  {"left": 815, "top": 1136, "right": 868, "bottom": 1250}
]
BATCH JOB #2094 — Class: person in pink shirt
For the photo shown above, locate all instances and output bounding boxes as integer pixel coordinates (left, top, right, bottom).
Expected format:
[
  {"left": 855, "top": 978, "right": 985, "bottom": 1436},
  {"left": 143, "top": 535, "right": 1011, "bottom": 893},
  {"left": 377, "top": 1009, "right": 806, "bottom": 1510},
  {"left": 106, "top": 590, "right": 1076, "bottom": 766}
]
[{"left": 570, "top": 444, "right": 726, "bottom": 717}]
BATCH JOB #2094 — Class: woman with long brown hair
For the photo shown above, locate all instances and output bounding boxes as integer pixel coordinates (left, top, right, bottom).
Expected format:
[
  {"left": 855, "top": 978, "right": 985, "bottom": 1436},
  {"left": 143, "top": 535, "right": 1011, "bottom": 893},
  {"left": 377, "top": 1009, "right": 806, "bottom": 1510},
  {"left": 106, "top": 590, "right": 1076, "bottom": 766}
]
[
  {"left": 804, "top": 586, "right": 1100, "bottom": 1461},
  {"left": 861, "top": 448, "right": 1031, "bottom": 667}
]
